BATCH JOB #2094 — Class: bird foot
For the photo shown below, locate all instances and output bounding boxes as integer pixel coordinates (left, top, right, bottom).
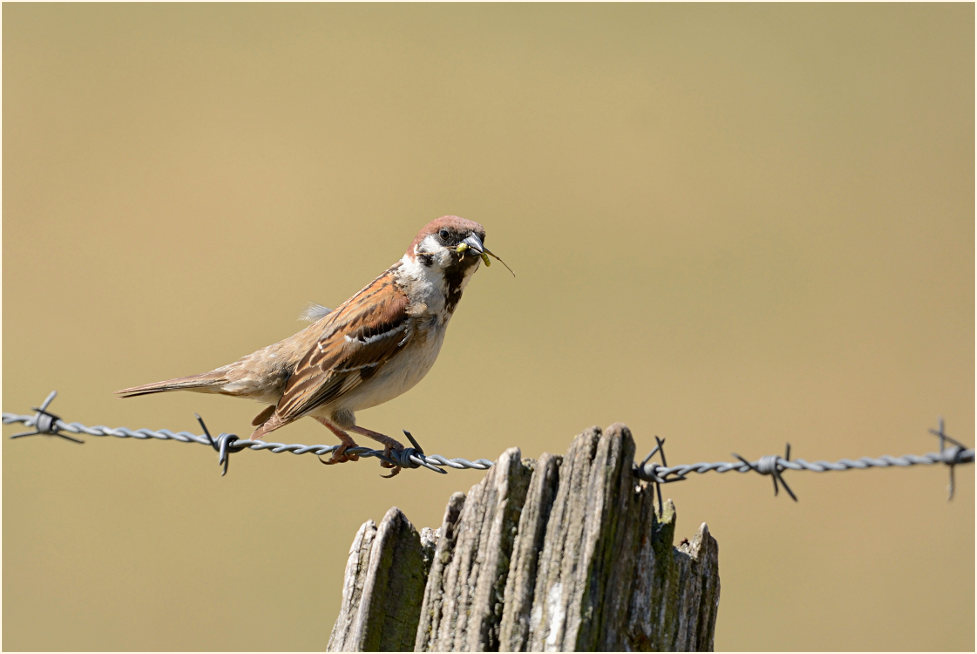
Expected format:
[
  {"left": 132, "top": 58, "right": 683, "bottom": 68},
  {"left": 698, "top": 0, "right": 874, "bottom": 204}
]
[
  {"left": 346, "top": 425, "right": 406, "bottom": 478},
  {"left": 319, "top": 442, "right": 360, "bottom": 466}
]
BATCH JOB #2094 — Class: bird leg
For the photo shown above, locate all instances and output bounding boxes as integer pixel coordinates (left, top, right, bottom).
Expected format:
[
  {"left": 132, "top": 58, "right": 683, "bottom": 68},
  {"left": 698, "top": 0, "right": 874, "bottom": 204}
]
[
  {"left": 315, "top": 417, "right": 361, "bottom": 465},
  {"left": 350, "top": 425, "right": 406, "bottom": 477}
]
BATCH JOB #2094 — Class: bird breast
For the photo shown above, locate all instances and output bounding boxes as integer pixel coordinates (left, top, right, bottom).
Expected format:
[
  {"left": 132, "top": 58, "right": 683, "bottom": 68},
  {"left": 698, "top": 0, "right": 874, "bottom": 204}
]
[{"left": 337, "top": 318, "right": 447, "bottom": 413}]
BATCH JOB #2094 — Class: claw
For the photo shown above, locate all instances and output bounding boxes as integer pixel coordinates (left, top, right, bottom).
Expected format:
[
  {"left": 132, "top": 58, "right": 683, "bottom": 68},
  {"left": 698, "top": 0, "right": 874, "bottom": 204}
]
[
  {"left": 379, "top": 444, "right": 402, "bottom": 478},
  {"left": 318, "top": 442, "right": 360, "bottom": 466}
]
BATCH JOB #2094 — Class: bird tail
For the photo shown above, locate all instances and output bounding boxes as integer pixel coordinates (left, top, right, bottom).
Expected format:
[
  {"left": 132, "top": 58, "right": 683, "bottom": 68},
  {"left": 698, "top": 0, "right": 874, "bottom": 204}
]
[{"left": 116, "top": 371, "right": 228, "bottom": 398}]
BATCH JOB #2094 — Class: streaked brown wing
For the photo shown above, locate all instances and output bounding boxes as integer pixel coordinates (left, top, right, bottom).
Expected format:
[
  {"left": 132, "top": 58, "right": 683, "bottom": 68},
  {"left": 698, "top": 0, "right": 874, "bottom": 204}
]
[{"left": 273, "top": 272, "right": 411, "bottom": 423}]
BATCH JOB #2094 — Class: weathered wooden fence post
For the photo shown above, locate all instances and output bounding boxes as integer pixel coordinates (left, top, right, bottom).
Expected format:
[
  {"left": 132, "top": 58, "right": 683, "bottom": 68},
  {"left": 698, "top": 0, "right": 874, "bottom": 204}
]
[{"left": 328, "top": 423, "right": 720, "bottom": 652}]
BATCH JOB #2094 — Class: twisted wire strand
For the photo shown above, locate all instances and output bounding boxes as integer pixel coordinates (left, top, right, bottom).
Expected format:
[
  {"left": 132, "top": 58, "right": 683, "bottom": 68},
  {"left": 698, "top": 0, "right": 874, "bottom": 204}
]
[
  {"left": 2, "top": 391, "right": 493, "bottom": 475},
  {"left": 635, "top": 452, "right": 974, "bottom": 479},
  {"left": 3, "top": 391, "right": 972, "bottom": 499},
  {"left": 636, "top": 423, "right": 972, "bottom": 503}
]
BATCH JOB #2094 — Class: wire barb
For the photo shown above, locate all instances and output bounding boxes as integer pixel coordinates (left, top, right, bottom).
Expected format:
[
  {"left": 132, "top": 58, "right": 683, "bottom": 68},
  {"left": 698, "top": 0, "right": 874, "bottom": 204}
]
[
  {"left": 196, "top": 414, "right": 244, "bottom": 477},
  {"left": 394, "top": 430, "right": 446, "bottom": 474},
  {"left": 636, "top": 435, "right": 676, "bottom": 515},
  {"left": 929, "top": 417, "right": 966, "bottom": 501},
  {"left": 7, "top": 391, "right": 84, "bottom": 444},
  {"left": 732, "top": 444, "right": 798, "bottom": 501}
]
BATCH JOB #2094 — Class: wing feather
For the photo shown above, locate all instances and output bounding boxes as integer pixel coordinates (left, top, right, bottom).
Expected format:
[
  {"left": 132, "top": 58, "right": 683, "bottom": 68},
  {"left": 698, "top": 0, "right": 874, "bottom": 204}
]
[{"left": 273, "top": 272, "right": 411, "bottom": 423}]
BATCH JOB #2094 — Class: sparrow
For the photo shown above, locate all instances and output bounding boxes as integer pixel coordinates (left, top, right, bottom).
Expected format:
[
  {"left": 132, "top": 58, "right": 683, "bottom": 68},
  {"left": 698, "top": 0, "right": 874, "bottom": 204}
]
[{"left": 117, "top": 215, "right": 510, "bottom": 476}]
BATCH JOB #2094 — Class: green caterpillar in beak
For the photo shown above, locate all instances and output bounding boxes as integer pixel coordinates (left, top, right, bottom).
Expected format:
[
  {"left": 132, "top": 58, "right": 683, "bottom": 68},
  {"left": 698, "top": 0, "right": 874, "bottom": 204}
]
[{"left": 456, "top": 242, "right": 492, "bottom": 267}]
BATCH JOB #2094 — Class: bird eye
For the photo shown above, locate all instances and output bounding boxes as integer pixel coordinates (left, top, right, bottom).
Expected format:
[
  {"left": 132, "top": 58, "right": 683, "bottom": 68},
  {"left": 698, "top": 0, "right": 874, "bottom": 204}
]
[{"left": 438, "top": 228, "right": 451, "bottom": 242}]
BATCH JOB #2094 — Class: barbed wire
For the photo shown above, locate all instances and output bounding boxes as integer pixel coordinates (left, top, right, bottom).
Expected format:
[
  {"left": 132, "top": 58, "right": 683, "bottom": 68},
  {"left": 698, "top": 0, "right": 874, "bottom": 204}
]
[
  {"left": 3, "top": 391, "right": 493, "bottom": 476},
  {"left": 635, "top": 423, "right": 972, "bottom": 510},
  {"left": 3, "top": 391, "right": 972, "bottom": 501}
]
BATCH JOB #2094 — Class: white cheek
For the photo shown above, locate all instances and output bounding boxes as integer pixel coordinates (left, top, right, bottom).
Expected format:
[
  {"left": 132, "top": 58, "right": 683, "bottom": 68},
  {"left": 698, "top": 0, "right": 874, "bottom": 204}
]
[{"left": 416, "top": 234, "right": 443, "bottom": 257}]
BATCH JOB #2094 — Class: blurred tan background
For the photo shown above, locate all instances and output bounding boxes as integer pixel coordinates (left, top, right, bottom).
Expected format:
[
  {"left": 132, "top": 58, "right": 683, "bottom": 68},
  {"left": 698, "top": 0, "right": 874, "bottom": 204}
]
[{"left": 3, "top": 3, "right": 973, "bottom": 651}]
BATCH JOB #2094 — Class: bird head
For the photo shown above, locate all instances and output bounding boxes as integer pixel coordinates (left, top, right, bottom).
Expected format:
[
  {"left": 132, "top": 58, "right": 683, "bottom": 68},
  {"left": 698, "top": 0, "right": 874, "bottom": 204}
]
[{"left": 409, "top": 215, "right": 513, "bottom": 276}]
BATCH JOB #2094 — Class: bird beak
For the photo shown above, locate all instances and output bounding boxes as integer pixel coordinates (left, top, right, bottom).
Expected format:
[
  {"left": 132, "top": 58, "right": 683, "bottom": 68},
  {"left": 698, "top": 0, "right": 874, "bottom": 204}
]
[{"left": 460, "top": 233, "right": 486, "bottom": 254}]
